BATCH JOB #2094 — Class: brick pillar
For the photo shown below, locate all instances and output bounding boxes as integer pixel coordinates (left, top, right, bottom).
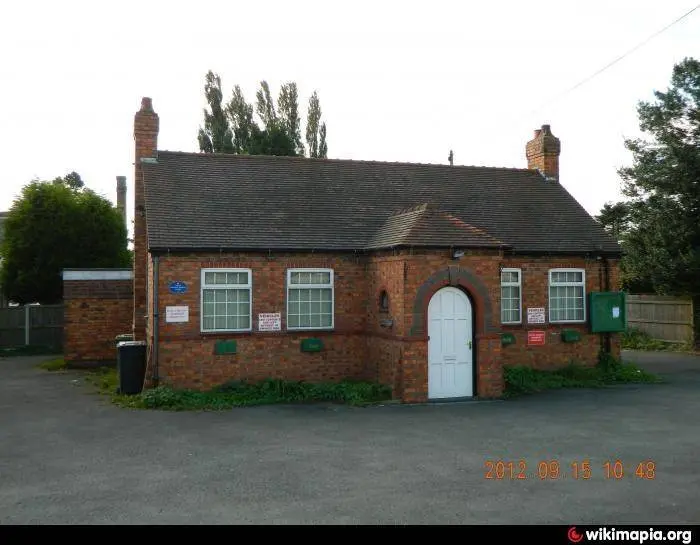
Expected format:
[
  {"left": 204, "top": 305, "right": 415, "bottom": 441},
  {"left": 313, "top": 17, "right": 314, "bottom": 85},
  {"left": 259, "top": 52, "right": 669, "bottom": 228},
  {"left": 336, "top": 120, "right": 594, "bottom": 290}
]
[
  {"left": 133, "top": 97, "right": 159, "bottom": 340},
  {"left": 526, "top": 124, "right": 561, "bottom": 182},
  {"left": 476, "top": 333, "right": 504, "bottom": 398}
]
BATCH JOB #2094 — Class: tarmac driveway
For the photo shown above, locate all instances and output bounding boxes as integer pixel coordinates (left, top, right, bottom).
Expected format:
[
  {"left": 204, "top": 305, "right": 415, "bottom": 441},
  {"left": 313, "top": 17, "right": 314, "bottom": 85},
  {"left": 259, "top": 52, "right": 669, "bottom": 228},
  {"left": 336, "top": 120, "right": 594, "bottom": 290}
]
[{"left": 1, "top": 350, "right": 699, "bottom": 524}]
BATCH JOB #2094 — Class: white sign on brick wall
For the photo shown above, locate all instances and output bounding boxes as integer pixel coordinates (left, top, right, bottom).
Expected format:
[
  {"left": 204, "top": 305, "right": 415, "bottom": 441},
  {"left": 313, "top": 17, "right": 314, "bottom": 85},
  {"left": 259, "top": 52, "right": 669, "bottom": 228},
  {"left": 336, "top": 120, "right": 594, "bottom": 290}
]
[
  {"left": 258, "top": 312, "right": 281, "bottom": 331},
  {"left": 165, "top": 306, "right": 189, "bottom": 323},
  {"left": 527, "top": 307, "right": 546, "bottom": 324}
]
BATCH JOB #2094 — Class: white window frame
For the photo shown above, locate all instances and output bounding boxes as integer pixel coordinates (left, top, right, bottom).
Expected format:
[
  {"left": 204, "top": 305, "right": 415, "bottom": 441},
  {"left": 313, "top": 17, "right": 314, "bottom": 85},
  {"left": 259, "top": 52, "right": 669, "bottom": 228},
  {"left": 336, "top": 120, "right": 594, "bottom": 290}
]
[
  {"left": 200, "top": 268, "right": 253, "bottom": 333},
  {"left": 286, "top": 268, "right": 334, "bottom": 331},
  {"left": 548, "top": 268, "right": 586, "bottom": 323},
  {"left": 500, "top": 268, "right": 522, "bottom": 324}
]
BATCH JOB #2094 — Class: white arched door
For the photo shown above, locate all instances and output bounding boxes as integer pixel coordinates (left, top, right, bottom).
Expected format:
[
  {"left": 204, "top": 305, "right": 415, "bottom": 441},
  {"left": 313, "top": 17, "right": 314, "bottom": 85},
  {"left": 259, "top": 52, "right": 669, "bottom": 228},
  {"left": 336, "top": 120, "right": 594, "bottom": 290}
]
[{"left": 428, "top": 287, "right": 474, "bottom": 399}]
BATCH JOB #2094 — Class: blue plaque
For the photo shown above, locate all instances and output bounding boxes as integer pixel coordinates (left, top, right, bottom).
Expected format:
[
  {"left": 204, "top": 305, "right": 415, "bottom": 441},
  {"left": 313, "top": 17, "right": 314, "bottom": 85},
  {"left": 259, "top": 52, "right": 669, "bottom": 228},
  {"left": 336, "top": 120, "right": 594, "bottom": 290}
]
[{"left": 169, "top": 281, "right": 188, "bottom": 294}]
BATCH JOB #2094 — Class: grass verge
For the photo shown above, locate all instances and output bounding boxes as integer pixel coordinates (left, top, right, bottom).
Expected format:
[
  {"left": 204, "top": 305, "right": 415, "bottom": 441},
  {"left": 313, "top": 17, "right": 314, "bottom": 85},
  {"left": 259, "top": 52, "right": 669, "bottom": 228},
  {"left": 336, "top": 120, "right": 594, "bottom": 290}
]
[
  {"left": 504, "top": 355, "right": 662, "bottom": 398},
  {"left": 83, "top": 367, "right": 393, "bottom": 410},
  {"left": 622, "top": 328, "right": 693, "bottom": 352},
  {"left": 37, "top": 357, "right": 68, "bottom": 371}
]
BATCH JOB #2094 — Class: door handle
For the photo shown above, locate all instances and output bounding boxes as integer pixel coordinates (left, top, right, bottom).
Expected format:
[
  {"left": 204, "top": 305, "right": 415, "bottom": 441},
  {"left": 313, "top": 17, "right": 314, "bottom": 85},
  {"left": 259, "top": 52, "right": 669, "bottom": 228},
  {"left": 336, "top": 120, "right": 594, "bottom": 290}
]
[{"left": 467, "top": 340, "right": 472, "bottom": 350}]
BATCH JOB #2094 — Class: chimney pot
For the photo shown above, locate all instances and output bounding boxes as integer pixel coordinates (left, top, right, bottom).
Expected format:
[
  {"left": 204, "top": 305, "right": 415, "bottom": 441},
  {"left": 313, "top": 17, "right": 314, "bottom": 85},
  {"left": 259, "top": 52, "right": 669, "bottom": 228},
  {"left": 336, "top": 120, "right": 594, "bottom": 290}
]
[{"left": 140, "top": 97, "right": 153, "bottom": 112}]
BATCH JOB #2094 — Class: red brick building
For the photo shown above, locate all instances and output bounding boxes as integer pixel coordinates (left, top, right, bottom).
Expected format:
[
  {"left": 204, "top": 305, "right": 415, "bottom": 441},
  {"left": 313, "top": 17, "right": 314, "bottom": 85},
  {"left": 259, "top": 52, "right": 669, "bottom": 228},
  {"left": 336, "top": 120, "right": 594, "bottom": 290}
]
[{"left": 68, "top": 97, "right": 623, "bottom": 402}]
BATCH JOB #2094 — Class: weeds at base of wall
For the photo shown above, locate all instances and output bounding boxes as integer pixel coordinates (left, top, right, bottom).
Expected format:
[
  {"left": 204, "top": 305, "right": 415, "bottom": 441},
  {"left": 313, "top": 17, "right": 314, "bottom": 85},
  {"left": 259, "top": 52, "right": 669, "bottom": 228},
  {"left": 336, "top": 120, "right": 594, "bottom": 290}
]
[
  {"left": 37, "top": 358, "right": 68, "bottom": 371},
  {"left": 82, "top": 367, "right": 393, "bottom": 410},
  {"left": 503, "top": 353, "right": 662, "bottom": 398},
  {"left": 622, "top": 328, "right": 694, "bottom": 353}
]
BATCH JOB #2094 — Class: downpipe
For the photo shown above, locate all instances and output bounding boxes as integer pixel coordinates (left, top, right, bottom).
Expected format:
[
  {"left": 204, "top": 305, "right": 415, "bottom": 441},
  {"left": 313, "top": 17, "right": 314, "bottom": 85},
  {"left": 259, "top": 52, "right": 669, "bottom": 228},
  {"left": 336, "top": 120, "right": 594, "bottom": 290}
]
[{"left": 152, "top": 254, "right": 160, "bottom": 386}]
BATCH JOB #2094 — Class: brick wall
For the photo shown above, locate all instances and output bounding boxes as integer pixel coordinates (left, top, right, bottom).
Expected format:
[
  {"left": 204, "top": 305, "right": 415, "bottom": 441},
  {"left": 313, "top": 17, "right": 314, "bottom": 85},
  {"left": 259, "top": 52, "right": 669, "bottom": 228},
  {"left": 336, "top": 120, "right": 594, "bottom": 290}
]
[
  {"left": 499, "top": 256, "right": 621, "bottom": 368},
  {"left": 145, "top": 249, "right": 621, "bottom": 402},
  {"left": 366, "top": 255, "right": 406, "bottom": 394},
  {"left": 63, "top": 274, "right": 133, "bottom": 366},
  {"left": 151, "top": 253, "right": 368, "bottom": 390}
]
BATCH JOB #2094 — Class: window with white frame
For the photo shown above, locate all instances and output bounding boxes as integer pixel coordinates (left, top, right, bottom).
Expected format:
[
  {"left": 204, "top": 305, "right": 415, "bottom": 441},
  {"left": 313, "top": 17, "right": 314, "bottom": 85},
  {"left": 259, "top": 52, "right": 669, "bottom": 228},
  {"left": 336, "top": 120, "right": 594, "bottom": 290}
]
[
  {"left": 200, "top": 269, "right": 252, "bottom": 332},
  {"left": 549, "top": 269, "right": 586, "bottom": 323},
  {"left": 287, "top": 269, "right": 334, "bottom": 330},
  {"left": 500, "top": 268, "right": 522, "bottom": 324}
]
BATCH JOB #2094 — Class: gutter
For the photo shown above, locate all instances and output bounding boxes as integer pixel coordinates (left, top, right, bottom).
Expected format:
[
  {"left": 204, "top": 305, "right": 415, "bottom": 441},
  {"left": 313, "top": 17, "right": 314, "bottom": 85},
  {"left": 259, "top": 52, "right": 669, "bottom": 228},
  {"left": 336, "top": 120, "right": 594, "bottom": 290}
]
[{"left": 152, "top": 254, "right": 160, "bottom": 386}]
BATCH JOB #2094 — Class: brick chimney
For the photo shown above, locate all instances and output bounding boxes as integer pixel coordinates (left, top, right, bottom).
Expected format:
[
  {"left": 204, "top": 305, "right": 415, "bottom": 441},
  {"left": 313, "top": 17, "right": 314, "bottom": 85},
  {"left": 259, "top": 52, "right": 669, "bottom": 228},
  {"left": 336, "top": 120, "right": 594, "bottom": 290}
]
[
  {"left": 526, "top": 124, "right": 560, "bottom": 181},
  {"left": 133, "top": 97, "right": 159, "bottom": 340},
  {"left": 116, "top": 175, "right": 127, "bottom": 228}
]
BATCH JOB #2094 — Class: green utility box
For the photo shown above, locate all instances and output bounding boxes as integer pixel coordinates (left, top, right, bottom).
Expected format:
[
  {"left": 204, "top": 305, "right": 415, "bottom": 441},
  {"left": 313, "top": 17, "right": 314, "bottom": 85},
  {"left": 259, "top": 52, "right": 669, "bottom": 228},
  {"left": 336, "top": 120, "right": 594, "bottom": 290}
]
[
  {"left": 589, "top": 292, "right": 627, "bottom": 333},
  {"left": 501, "top": 333, "right": 516, "bottom": 346},
  {"left": 214, "top": 340, "right": 237, "bottom": 355},
  {"left": 301, "top": 338, "right": 324, "bottom": 353},
  {"left": 561, "top": 329, "right": 581, "bottom": 343}
]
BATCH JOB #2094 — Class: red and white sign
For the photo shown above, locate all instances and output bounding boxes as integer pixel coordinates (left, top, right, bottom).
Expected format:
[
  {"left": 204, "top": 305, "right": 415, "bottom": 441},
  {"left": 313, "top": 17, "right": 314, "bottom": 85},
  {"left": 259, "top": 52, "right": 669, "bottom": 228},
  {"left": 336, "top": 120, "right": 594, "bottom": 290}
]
[
  {"left": 258, "top": 312, "right": 281, "bottom": 332},
  {"left": 527, "top": 330, "right": 546, "bottom": 346}
]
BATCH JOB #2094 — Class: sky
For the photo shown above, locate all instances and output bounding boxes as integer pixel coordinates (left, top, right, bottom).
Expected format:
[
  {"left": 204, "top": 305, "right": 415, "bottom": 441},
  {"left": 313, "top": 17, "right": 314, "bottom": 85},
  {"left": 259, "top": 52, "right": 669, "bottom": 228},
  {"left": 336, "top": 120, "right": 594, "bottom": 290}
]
[{"left": 1, "top": 0, "right": 699, "bottom": 237}]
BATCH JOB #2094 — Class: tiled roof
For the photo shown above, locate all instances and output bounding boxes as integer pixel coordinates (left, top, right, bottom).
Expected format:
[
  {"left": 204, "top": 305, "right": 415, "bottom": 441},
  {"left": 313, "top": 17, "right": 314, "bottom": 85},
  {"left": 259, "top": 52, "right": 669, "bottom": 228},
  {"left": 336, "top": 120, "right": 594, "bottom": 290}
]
[
  {"left": 142, "top": 151, "right": 621, "bottom": 255},
  {"left": 366, "top": 203, "right": 507, "bottom": 249}
]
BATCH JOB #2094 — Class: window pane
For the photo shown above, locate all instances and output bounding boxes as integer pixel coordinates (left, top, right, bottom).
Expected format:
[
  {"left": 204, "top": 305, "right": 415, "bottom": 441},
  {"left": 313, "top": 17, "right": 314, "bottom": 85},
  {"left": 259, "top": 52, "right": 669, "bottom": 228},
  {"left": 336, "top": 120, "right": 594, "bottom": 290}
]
[
  {"left": 300, "top": 315, "right": 310, "bottom": 328},
  {"left": 203, "top": 302, "right": 214, "bottom": 318},
  {"left": 213, "top": 289, "right": 226, "bottom": 303},
  {"left": 300, "top": 302, "right": 310, "bottom": 314},
  {"left": 239, "top": 290, "right": 249, "bottom": 302},
  {"left": 320, "top": 314, "right": 332, "bottom": 327},
  {"left": 320, "top": 290, "right": 331, "bottom": 302},
  {"left": 289, "top": 290, "right": 299, "bottom": 302},
  {"left": 203, "top": 317, "right": 214, "bottom": 330},
  {"left": 310, "top": 301, "right": 321, "bottom": 314},
  {"left": 214, "top": 316, "right": 226, "bottom": 329},
  {"left": 230, "top": 272, "right": 247, "bottom": 284},
  {"left": 501, "top": 271, "right": 519, "bottom": 284},
  {"left": 321, "top": 301, "right": 332, "bottom": 314},
  {"left": 309, "top": 314, "right": 321, "bottom": 327},
  {"left": 300, "top": 290, "right": 310, "bottom": 302},
  {"left": 203, "top": 290, "right": 214, "bottom": 303},
  {"left": 226, "top": 316, "right": 238, "bottom": 330},
  {"left": 288, "top": 315, "right": 299, "bottom": 328}
]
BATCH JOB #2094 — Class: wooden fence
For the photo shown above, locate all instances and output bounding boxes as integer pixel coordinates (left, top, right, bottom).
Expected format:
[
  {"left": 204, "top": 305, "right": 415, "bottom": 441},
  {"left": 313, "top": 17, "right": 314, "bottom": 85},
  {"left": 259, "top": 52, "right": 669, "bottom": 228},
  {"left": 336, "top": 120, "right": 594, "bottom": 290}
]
[
  {"left": 626, "top": 295, "right": 694, "bottom": 343},
  {"left": 0, "top": 304, "right": 64, "bottom": 349}
]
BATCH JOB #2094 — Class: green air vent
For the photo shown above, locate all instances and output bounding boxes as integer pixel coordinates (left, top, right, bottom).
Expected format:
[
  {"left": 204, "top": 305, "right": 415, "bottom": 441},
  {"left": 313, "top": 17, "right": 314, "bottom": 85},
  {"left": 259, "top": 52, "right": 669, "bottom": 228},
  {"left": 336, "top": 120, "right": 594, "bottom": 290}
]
[
  {"left": 589, "top": 292, "right": 627, "bottom": 333},
  {"left": 301, "top": 338, "right": 324, "bottom": 353},
  {"left": 214, "top": 340, "right": 237, "bottom": 355},
  {"left": 561, "top": 329, "right": 582, "bottom": 343},
  {"left": 501, "top": 333, "right": 516, "bottom": 346}
]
